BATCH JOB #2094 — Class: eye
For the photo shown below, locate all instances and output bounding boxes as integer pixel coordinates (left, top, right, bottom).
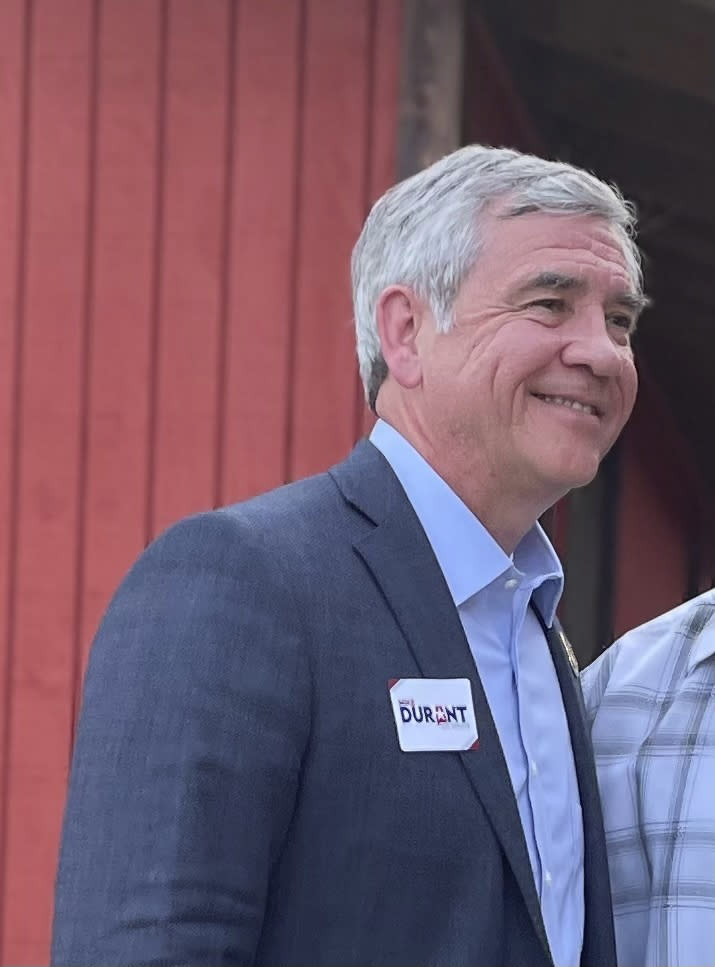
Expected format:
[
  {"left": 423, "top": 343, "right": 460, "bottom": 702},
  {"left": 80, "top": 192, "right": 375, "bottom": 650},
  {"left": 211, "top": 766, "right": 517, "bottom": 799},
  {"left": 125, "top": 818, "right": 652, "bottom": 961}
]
[
  {"left": 528, "top": 298, "right": 564, "bottom": 312},
  {"left": 607, "top": 313, "right": 635, "bottom": 333}
]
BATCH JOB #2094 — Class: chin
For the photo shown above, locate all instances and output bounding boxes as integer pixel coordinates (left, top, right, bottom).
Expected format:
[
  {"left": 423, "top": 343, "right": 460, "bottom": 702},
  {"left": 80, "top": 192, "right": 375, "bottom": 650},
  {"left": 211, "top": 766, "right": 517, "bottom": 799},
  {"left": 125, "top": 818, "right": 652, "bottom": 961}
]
[
  {"left": 538, "top": 455, "right": 601, "bottom": 494},
  {"left": 561, "top": 462, "right": 600, "bottom": 490}
]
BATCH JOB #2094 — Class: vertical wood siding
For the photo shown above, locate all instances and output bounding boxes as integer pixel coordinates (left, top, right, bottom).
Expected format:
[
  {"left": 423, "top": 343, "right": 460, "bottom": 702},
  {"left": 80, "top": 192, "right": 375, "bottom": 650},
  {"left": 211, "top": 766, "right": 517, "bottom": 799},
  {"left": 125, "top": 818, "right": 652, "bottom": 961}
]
[{"left": 0, "top": 1, "right": 401, "bottom": 961}]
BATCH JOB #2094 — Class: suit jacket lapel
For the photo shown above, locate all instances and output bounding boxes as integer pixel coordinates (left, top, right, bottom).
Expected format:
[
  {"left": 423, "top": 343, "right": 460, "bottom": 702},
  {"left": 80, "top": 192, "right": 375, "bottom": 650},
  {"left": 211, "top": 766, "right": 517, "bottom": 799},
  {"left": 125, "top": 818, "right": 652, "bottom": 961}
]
[
  {"left": 538, "top": 618, "right": 616, "bottom": 967},
  {"left": 331, "top": 442, "right": 550, "bottom": 959}
]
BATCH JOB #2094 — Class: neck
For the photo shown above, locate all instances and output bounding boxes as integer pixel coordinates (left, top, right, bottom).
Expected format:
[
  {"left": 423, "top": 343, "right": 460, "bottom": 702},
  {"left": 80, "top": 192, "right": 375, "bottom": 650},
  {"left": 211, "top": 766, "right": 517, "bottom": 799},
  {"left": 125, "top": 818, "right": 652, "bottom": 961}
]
[
  {"left": 427, "top": 453, "right": 553, "bottom": 554},
  {"left": 377, "top": 406, "right": 561, "bottom": 556}
]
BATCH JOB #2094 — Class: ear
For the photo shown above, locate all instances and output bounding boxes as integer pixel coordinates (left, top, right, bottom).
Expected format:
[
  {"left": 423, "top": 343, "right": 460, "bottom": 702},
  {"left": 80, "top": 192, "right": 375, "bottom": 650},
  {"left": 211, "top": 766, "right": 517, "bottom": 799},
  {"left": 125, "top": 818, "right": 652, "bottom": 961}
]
[{"left": 375, "top": 285, "right": 424, "bottom": 390}]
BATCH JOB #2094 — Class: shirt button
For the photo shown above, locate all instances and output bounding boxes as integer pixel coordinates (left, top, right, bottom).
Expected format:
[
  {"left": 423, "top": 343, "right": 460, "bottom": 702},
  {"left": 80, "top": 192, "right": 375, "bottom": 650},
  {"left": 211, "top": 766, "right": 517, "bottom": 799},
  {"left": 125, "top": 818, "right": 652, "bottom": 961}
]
[
  {"left": 544, "top": 871, "right": 553, "bottom": 886},
  {"left": 530, "top": 760, "right": 538, "bottom": 776},
  {"left": 504, "top": 577, "right": 518, "bottom": 590}
]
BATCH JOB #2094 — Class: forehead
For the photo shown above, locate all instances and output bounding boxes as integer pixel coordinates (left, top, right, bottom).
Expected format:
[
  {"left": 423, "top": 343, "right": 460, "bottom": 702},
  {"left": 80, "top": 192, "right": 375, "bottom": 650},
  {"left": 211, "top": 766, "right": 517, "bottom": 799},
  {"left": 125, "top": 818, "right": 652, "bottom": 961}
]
[{"left": 474, "top": 211, "right": 633, "bottom": 292}]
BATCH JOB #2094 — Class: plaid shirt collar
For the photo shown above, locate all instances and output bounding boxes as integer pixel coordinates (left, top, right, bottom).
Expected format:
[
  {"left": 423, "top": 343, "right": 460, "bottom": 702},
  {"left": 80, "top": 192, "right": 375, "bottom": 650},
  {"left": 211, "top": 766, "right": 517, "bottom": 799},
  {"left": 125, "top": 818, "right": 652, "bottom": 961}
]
[{"left": 688, "top": 603, "right": 715, "bottom": 673}]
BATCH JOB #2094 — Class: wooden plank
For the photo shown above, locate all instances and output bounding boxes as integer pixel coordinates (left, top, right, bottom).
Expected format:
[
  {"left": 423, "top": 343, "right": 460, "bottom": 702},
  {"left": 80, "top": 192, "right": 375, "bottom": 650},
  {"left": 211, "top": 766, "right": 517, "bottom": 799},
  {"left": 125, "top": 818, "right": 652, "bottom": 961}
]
[
  {"left": 366, "top": 0, "right": 402, "bottom": 222},
  {"left": 78, "top": 0, "right": 161, "bottom": 670},
  {"left": 220, "top": 0, "right": 302, "bottom": 503},
  {"left": 289, "top": 0, "right": 373, "bottom": 480},
  {"left": 397, "top": 0, "right": 465, "bottom": 178},
  {"left": 559, "top": 446, "right": 621, "bottom": 663},
  {"left": 493, "top": 0, "right": 715, "bottom": 105},
  {"left": 0, "top": 0, "right": 27, "bottom": 959},
  {"left": 356, "top": 0, "right": 402, "bottom": 440},
  {"left": 149, "top": 0, "right": 230, "bottom": 535},
  {"left": 0, "top": 0, "right": 94, "bottom": 961}
]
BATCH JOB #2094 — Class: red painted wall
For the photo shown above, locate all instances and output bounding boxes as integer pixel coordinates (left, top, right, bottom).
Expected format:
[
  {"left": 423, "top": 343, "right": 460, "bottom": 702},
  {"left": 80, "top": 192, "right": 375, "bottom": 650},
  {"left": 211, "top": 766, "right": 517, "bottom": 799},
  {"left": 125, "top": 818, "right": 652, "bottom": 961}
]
[
  {"left": 2, "top": 5, "right": 709, "bottom": 963},
  {"left": 0, "top": 0, "right": 401, "bottom": 962}
]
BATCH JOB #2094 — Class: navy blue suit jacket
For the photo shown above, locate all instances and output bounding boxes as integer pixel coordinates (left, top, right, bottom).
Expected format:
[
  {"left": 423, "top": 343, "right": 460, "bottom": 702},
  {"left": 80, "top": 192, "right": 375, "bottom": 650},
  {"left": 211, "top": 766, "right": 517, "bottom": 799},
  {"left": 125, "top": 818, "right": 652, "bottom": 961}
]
[{"left": 52, "top": 441, "right": 616, "bottom": 966}]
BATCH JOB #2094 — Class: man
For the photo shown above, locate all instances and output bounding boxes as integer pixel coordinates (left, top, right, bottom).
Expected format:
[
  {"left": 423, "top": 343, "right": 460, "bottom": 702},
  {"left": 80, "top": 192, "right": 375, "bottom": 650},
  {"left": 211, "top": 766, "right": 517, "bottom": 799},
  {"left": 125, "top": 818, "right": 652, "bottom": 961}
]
[
  {"left": 52, "top": 145, "right": 647, "bottom": 966},
  {"left": 582, "top": 590, "right": 715, "bottom": 967}
]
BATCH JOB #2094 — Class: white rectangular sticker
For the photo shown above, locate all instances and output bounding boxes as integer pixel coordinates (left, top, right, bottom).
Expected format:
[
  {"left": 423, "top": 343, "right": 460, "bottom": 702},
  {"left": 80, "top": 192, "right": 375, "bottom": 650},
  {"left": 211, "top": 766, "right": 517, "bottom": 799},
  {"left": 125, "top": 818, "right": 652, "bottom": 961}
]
[{"left": 388, "top": 678, "right": 478, "bottom": 752}]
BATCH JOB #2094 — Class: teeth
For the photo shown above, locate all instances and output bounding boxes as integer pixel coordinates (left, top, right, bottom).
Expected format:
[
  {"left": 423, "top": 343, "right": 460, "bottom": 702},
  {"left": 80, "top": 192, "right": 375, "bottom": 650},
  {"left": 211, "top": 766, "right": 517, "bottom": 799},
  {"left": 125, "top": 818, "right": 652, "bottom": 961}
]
[{"left": 535, "top": 394, "right": 597, "bottom": 416}]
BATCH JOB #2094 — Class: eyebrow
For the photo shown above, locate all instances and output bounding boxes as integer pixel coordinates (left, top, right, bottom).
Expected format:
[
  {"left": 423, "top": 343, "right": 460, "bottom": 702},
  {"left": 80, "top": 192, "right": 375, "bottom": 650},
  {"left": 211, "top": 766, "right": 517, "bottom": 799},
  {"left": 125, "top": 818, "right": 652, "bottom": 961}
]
[{"left": 511, "top": 271, "right": 651, "bottom": 315}]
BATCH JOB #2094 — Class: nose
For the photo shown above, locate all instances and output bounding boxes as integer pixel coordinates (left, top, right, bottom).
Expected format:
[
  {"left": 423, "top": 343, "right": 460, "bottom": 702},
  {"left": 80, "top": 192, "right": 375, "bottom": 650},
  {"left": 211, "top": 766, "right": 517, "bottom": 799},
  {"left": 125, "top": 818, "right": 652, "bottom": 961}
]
[{"left": 559, "top": 310, "right": 626, "bottom": 378}]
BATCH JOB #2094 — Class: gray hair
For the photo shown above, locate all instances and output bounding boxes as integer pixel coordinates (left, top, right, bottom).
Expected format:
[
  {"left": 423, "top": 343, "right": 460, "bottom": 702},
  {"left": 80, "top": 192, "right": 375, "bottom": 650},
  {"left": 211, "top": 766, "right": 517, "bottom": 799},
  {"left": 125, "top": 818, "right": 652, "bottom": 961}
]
[{"left": 351, "top": 144, "right": 643, "bottom": 410}]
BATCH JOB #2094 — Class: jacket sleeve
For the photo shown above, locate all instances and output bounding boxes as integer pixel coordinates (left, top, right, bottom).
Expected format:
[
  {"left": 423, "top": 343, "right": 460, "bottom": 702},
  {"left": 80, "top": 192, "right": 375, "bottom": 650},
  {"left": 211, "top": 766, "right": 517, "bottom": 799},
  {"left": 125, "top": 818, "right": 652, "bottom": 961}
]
[{"left": 51, "top": 509, "right": 312, "bottom": 966}]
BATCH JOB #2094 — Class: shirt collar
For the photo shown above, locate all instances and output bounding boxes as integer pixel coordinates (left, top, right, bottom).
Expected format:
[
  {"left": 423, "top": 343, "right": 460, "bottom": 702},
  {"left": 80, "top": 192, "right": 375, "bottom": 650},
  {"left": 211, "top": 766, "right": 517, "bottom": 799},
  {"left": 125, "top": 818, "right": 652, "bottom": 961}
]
[
  {"left": 369, "top": 420, "right": 564, "bottom": 624},
  {"left": 688, "top": 591, "right": 715, "bottom": 673}
]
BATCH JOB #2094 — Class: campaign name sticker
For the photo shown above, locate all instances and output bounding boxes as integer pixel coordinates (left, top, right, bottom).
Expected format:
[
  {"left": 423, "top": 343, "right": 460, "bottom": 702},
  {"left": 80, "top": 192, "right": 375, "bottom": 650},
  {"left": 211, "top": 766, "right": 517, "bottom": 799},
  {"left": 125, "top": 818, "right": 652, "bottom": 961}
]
[{"left": 388, "top": 678, "right": 478, "bottom": 752}]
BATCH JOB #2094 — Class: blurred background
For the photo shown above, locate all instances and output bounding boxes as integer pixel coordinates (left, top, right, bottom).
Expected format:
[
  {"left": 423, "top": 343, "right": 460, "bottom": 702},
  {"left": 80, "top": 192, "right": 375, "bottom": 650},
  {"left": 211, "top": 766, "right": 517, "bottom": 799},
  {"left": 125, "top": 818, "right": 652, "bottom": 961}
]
[{"left": 0, "top": 0, "right": 713, "bottom": 961}]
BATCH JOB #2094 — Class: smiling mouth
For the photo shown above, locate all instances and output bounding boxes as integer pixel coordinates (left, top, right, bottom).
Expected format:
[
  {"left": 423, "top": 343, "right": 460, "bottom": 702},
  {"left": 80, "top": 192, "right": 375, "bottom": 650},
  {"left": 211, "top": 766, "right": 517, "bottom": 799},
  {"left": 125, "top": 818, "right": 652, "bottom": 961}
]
[{"left": 532, "top": 393, "right": 601, "bottom": 417}]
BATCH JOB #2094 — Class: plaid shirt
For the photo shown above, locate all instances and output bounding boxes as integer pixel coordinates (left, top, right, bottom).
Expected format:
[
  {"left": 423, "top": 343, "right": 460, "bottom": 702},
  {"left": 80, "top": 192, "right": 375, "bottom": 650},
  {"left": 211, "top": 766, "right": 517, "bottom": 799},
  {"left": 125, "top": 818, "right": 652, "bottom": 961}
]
[{"left": 581, "top": 590, "right": 715, "bottom": 967}]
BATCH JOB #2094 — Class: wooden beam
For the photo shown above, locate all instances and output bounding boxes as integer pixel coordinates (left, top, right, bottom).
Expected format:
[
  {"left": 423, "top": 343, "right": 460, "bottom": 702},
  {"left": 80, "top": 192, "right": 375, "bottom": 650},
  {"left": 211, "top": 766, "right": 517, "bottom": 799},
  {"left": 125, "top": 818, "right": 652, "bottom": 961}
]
[
  {"left": 560, "top": 444, "right": 622, "bottom": 661},
  {"left": 397, "top": 0, "right": 466, "bottom": 178},
  {"left": 483, "top": 0, "right": 715, "bottom": 105},
  {"left": 521, "top": 44, "right": 715, "bottom": 163}
]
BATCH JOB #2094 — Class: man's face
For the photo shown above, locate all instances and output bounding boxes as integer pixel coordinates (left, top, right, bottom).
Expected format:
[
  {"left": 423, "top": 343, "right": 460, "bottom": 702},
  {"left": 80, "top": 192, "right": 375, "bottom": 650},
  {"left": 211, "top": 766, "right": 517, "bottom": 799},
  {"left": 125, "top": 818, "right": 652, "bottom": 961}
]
[{"left": 414, "top": 211, "right": 640, "bottom": 505}]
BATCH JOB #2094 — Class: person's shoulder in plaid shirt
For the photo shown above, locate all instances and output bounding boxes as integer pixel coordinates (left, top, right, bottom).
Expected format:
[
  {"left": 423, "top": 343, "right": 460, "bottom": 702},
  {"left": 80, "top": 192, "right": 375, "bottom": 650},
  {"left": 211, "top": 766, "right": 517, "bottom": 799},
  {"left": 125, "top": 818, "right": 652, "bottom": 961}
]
[{"left": 581, "top": 589, "right": 715, "bottom": 967}]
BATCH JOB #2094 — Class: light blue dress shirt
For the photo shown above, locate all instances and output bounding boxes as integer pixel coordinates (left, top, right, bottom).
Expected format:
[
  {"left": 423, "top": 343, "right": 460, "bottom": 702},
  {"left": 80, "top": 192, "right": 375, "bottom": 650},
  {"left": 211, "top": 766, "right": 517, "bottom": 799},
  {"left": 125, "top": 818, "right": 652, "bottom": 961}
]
[{"left": 370, "top": 419, "right": 585, "bottom": 967}]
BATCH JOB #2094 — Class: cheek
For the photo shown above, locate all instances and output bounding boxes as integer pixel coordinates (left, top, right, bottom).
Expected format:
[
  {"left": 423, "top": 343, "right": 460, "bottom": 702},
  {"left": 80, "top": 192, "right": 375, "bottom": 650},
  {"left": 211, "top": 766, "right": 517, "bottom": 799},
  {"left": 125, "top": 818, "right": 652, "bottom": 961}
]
[{"left": 498, "top": 335, "right": 559, "bottom": 390}]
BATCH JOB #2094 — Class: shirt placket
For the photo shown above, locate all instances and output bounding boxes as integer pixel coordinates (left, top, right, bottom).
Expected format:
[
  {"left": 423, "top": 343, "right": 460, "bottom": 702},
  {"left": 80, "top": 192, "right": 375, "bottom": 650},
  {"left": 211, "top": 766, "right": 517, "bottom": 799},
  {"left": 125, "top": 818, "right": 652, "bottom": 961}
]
[{"left": 505, "top": 571, "right": 547, "bottom": 897}]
